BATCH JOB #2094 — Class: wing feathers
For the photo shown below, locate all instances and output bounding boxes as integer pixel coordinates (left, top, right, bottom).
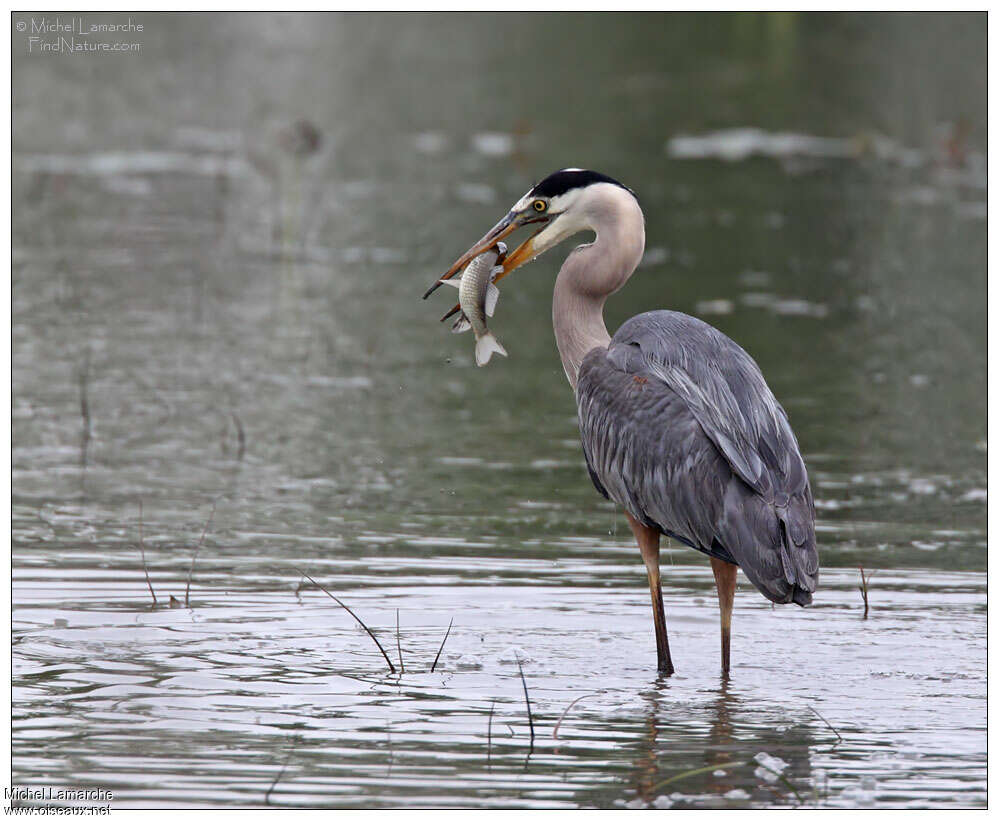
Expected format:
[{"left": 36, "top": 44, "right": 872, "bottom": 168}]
[{"left": 576, "top": 310, "right": 819, "bottom": 606}]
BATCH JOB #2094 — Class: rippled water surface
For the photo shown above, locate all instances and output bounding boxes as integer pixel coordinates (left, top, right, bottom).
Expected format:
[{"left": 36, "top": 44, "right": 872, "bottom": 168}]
[{"left": 13, "top": 12, "right": 986, "bottom": 808}]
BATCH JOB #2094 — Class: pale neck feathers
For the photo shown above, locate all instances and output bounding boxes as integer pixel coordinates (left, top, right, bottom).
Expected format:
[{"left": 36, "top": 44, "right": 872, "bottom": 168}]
[{"left": 548, "top": 183, "right": 646, "bottom": 388}]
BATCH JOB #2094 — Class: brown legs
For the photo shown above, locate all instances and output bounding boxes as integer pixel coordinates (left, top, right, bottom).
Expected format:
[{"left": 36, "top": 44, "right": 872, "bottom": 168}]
[
  {"left": 626, "top": 513, "right": 674, "bottom": 676},
  {"left": 710, "top": 556, "right": 737, "bottom": 677},
  {"left": 625, "top": 512, "right": 737, "bottom": 678}
]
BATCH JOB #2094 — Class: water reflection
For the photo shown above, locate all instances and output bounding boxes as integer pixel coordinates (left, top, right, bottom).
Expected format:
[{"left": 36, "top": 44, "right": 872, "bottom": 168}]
[{"left": 612, "top": 682, "right": 817, "bottom": 808}]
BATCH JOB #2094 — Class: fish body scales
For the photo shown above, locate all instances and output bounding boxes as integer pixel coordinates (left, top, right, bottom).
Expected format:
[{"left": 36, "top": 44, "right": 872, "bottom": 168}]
[{"left": 458, "top": 248, "right": 498, "bottom": 339}]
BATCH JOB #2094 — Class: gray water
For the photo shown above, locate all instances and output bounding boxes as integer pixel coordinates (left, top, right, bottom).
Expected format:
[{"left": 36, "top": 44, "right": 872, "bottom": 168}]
[{"left": 13, "top": 12, "right": 986, "bottom": 808}]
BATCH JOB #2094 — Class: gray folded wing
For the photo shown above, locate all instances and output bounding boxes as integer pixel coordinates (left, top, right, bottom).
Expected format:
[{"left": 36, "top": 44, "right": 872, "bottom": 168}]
[{"left": 576, "top": 310, "right": 818, "bottom": 605}]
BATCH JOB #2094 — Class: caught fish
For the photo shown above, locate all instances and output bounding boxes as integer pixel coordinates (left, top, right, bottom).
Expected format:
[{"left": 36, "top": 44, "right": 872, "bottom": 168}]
[{"left": 440, "top": 241, "right": 507, "bottom": 366}]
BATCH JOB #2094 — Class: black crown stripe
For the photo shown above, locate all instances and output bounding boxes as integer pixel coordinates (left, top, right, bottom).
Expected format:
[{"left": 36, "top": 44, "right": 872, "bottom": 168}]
[{"left": 530, "top": 169, "right": 635, "bottom": 201}]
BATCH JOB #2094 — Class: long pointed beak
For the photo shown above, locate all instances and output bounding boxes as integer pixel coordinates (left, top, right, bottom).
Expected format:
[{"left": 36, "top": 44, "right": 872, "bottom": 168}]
[{"left": 423, "top": 212, "right": 548, "bottom": 299}]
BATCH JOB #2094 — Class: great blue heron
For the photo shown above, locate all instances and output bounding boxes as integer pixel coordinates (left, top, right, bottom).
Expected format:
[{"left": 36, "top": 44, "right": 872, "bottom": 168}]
[{"left": 425, "top": 168, "right": 818, "bottom": 676}]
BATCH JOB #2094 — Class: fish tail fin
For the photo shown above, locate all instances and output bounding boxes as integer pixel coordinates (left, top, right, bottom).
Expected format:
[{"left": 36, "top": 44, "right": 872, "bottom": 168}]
[{"left": 475, "top": 333, "right": 507, "bottom": 367}]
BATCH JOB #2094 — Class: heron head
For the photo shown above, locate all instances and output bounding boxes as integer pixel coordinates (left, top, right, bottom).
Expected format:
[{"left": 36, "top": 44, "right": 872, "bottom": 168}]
[{"left": 424, "top": 168, "right": 636, "bottom": 298}]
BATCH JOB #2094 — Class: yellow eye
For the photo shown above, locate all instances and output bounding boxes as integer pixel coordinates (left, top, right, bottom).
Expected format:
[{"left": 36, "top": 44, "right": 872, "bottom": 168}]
[{"left": 532, "top": 199, "right": 547, "bottom": 212}]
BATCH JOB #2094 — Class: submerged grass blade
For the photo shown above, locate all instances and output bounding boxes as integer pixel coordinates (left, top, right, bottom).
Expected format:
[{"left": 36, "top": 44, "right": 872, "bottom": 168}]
[
  {"left": 653, "top": 757, "right": 804, "bottom": 806},
  {"left": 296, "top": 568, "right": 396, "bottom": 674},
  {"left": 430, "top": 617, "right": 454, "bottom": 673}
]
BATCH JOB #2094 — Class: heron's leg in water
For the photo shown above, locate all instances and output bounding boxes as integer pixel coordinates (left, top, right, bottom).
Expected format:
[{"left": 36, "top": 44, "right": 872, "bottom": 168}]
[
  {"left": 710, "top": 556, "right": 737, "bottom": 677},
  {"left": 626, "top": 512, "right": 674, "bottom": 676}
]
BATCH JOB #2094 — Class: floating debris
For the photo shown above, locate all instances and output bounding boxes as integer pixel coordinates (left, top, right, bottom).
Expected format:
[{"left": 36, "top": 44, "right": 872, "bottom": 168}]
[
  {"left": 498, "top": 646, "right": 533, "bottom": 664},
  {"left": 471, "top": 132, "right": 514, "bottom": 157},
  {"left": 667, "top": 128, "right": 922, "bottom": 167},
  {"left": 278, "top": 119, "right": 323, "bottom": 157},
  {"left": 771, "top": 298, "right": 828, "bottom": 318},
  {"left": 959, "top": 489, "right": 987, "bottom": 503},
  {"left": 455, "top": 183, "right": 496, "bottom": 204},
  {"left": 412, "top": 131, "right": 447, "bottom": 154},
  {"left": 695, "top": 299, "right": 734, "bottom": 316},
  {"left": 639, "top": 247, "right": 670, "bottom": 267},
  {"left": 668, "top": 128, "right": 861, "bottom": 162},
  {"left": 739, "top": 270, "right": 772, "bottom": 287}
]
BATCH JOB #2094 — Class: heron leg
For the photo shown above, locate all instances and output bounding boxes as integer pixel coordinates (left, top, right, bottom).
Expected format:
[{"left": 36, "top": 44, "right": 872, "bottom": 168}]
[
  {"left": 626, "top": 512, "right": 674, "bottom": 676},
  {"left": 710, "top": 556, "right": 737, "bottom": 677}
]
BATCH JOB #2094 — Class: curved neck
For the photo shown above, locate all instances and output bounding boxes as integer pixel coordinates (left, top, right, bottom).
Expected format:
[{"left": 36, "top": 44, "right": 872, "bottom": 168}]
[
  {"left": 553, "top": 273, "right": 610, "bottom": 390},
  {"left": 552, "top": 190, "right": 645, "bottom": 389}
]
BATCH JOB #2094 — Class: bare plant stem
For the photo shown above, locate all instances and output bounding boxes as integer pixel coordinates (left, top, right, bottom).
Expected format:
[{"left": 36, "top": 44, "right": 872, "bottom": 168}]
[
  {"left": 517, "top": 657, "right": 534, "bottom": 753},
  {"left": 231, "top": 412, "right": 245, "bottom": 461},
  {"left": 859, "top": 566, "right": 871, "bottom": 619},
  {"left": 137, "top": 501, "right": 157, "bottom": 606},
  {"left": 808, "top": 706, "right": 843, "bottom": 745},
  {"left": 395, "top": 609, "right": 405, "bottom": 674},
  {"left": 553, "top": 692, "right": 601, "bottom": 739},
  {"left": 295, "top": 568, "right": 396, "bottom": 674},
  {"left": 487, "top": 700, "right": 495, "bottom": 770},
  {"left": 185, "top": 500, "right": 217, "bottom": 606},
  {"left": 430, "top": 617, "right": 454, "bottom": 673},
  {"left": 78, "top": 356, "right": 91, "bottom": 468},
  {"left": 265, "top": 740, "right": 297, "bottom": 805}
]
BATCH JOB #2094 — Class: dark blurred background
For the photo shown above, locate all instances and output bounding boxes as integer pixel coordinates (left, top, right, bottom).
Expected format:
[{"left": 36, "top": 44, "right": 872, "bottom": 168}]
[{"left": 14, "top": 12, "right": 986, "bottom": 571}]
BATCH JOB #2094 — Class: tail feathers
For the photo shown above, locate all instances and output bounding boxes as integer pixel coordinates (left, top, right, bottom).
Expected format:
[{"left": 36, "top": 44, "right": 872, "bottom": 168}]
[
  {"left": 474, "top": 333, "right": 507, "bottom": 366},
  {"left": 719, "top": 482, "right": 818, "bottom": 607}
]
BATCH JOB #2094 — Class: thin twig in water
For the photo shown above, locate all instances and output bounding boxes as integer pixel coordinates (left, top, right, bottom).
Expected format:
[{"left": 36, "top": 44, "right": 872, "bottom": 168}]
[
  {"left": 808, "top": 706, "right": 843, "bottom": 745},
  {"left": 431, "top": 617, "right": 454, "bottom": 673},
  {"left": 295, "top": 568, "right": 396, "bottom": 674},
  {"left": 517, "top": 657, "right": 535, "bottom": 752},
  {"left": 231, "top": 412, "right": 245, "bottom": 461},
  {"left": 137, "top": 501, "right": 157, "bottom": 606},
  {"left": 487, "top": 699, "right": 495, "bottom": 770},
  {"left": 185, "top": 499, "right": 217, "bottom": 607},
  {"left": 553, "top": 692, "right": 602, "bottom": 739},
  {"left": 265, "top": 740, "right": 297, "bottom": 805},
  {"left": 395, "top": 609, "right": 405, "bottom": 674},
  {"left": 858, "top": 565, "right": 871, "bottom": 619},
  {"left": 78, "top": 356, "right": 91, "bottom": 468}
]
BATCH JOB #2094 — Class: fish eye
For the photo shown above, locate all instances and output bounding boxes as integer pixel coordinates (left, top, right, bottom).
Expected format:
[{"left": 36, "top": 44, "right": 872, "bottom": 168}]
[{"left": 532, "top": 199, "right": 548, "bottom": 212}]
